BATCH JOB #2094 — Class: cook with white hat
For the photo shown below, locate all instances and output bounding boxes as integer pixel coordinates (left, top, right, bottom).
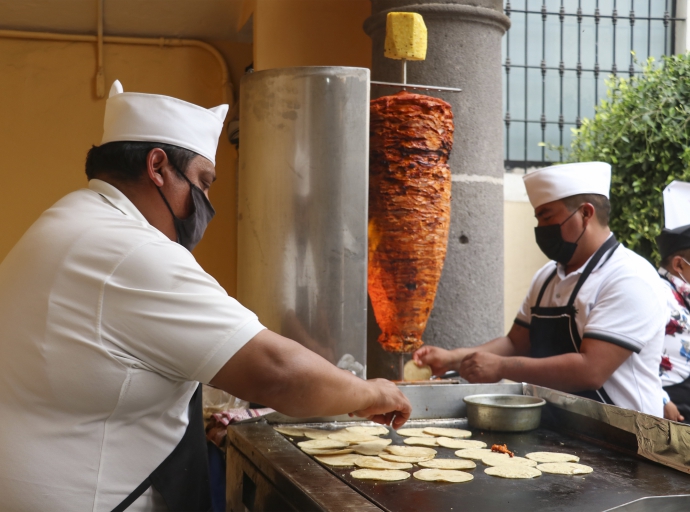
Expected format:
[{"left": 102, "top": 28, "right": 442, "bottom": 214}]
[
  {"left": 414, "top": 162, "right": 666, "bottom": 416},
  {"left": 655, "top": 180, "right": 690, "bottom": 423},
  {"left": 0, "top": 81, "right": 411, "bottom": 512}
]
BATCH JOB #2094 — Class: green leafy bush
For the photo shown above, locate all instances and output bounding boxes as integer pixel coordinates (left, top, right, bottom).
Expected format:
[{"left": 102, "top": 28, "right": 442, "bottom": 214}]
[{"left": 570, "top": 53, "right": 690, "bottom": 265}]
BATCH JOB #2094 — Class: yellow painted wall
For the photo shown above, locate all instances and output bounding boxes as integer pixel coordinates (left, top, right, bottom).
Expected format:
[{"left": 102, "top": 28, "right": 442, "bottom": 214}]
[
  {"left": 503, "top": 201, "right": 549, "bottom": 333},
  {"left": 0, "top": 36, "right": 251, "bottom": 296},
  {"left": 253, "top": 0, "right": 371, "bottom": 70}
]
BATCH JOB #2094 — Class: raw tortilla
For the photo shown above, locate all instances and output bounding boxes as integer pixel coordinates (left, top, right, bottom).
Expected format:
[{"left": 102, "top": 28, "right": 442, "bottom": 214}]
[
  {"left": 436, "top": 438, "right": 487, "bottom": 449},
  {"left": 355, "top": 456, "right": 413, "bottom": 470},
  {"left": 404, "top": 437, "right": 438, "bottom": 447},
  {"left": 525, "top": 452, "right": 580, "bottom": 463},
  {"left": 537, "top": 462, "right": 593, "bottom": 475},
  {"left": 304, "top": 428, "right": 344, "bottom": 440},
  {"left": 380, "top": 453, "right": 433, "bottom": 463},
  {"left": 386, "top": 445, "right": 437, "bottom": 458},
  {"left": 419, "top": 459, "right": 476, "bottom": 470},
  {"left": 413, "top": 468, "right": 474, "bottom": 483},
  {"left": 481, "top": 454, "right": 537, "bottom": 467},
  {"left": 297, "top": 439, "right": 348, "bottom": 450},
  {"left": 352, "top": 440, "right": 392, "bottom": 456},
  {"left": 329, "top": 432, "right": 381, "bottom": 444},
  {"left": 351, "top": 469, "right": 411, "bottom": 481},
  {"left": 301, "top": 447, "right": 354, "bottom": 456},
  {"left": 273, "top": 426, "right": 306, "bottom": 437},
  {"left": 346, "top": 425, "right": 389, "bottom": 436},
  {"left": 485, "top": 465, "right": 542, "bottom": 479},
  {"left": 454, "top": 448, "right": 494, "bottom": 460},
  {"left": 314, "top": 454, "right": 361, "bottom": 467},
  {"left": 423, "top": 427, "right": 472, "bottom": 438},
  {"left": 396, "top": 428, "right": 435, "bottom": 438},
  {"left": 403, "top": 360, "right": 432, "bottom": 381}
]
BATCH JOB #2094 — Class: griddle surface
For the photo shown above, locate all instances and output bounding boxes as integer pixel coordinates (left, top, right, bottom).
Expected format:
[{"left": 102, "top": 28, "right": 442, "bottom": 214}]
[{"left": 305, "top": 423, "right": 690, "bottom": 512}]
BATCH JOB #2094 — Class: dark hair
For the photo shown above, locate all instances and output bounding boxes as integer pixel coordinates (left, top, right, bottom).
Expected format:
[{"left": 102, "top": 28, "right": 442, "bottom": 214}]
[
  {"left": 561, "top": 193, "right": 610, "bottom": 226},
  {"left": 661, "top": 248, "right": 690, "bottom": 269},
  {"left": 85, "top": 141, "right": 198, "bottom": 181}
]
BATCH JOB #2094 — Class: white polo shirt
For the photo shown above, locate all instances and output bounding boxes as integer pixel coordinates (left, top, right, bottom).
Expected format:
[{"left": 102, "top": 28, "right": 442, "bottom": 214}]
[
  {"left": 0, "top": 180, "right": 265, "bottom": 512},
  {"left": 515, "top": 238, "right": 665, "bottom": 417}
]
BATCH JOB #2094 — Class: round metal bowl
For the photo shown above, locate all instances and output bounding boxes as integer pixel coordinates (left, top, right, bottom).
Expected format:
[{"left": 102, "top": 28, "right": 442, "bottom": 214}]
[{"left": 463, "top": 394, "right": 546, "bottom": 432}]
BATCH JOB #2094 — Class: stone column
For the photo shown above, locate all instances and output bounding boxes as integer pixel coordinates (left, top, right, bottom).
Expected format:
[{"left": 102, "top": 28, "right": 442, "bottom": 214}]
[{"left": 364, "top": 0, "right": 510, "bottom": 378}]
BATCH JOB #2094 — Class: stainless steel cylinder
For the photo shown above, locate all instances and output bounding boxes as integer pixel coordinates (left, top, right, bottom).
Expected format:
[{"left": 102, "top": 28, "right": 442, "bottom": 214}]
[
  {"left": 463, "top": 394, "right": 546, "bottom": 431},
  {"left": 237, "top": 66, "right": 370, "bottom": 378}
]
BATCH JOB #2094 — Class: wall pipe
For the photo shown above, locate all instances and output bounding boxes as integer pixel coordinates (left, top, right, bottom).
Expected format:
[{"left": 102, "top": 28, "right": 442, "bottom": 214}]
[
  {"left": 0, "top": 28, "right": 234, "bottom": 107},
  {"left": 96, "top": 0, "right": 105, "bottom": 98}
]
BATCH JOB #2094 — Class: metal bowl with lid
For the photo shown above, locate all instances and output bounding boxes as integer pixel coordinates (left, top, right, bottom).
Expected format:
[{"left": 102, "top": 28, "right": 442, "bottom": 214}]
[{"left": 463, "top": 394, "right": 546, "bottom": 432}]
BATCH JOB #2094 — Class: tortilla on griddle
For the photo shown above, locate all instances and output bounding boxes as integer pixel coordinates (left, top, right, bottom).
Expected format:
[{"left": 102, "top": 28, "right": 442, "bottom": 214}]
[
  {"left": 485, "top": 465, "right": 542, "bottom": 479},
  {"left": 352, "top": 440, "right": 392, "bottom": 456},
  {"left": 537, "top": 462, "right": 593, "bottom": 475},
  {"left": 454, "top": 448, "right": 493, "bottom": 460},
  {"left": 385, "top": 445, "right": 437, "bottom": 458},
  {"left": 303, "top": 428, "right": 344, "bottom": 440},
  {"left": 350, "top": 469, "right": 410, "bottom": 481},
  {"left": 379, "top": 453, "right": 433, "bottom": 463},
  {"left": 354, "top": 456, "right": 412, "bottom": 470},
  {"left": 525, "top": 452, "right": 580, "bottom": 463},
  {"left": 314, "top": 454, "right": 361, "bottom": 466},
  {"left": 423, "top": 427, "right": 472, "bottom": 438},
  {"left": 436, "top": 438, "right": 487, "bottom": 449},
  {"left": 481, "top": 454, "right": 537, "bottom": 467},
  {"left": 329, "top": 431, "right": 381, "bottom": 444},
  {"left": 396, "top": 428, "right": 434, "bottom": 438},
  {"left": 413, "top": 468, "right": 474, "bottom": 483},
  {"left": 273, "top": 426, "right": 306, "bottom": 437},
  {"left": 418, "top": 459, "right": 476, "bottom": 470},
  {"left": 301, "top": 447, "right": 354, "bottom": 456},
  {"left": 345, "top": 425, "right": 389, "bottom": 436},
  {"left": 403, "top": 437, "right": 438, "bottom": 447}
]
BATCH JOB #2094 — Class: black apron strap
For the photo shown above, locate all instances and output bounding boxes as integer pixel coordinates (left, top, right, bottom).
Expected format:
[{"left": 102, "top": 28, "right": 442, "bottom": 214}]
[
  {"left": 111, "top": 384, "right": 212, "bottom": 512},
  {"left": 567, "top": 235, "right": 619, "bottom": 307},
  {"left": 534, "top": 267, "right": 558, "bottom": 308}
]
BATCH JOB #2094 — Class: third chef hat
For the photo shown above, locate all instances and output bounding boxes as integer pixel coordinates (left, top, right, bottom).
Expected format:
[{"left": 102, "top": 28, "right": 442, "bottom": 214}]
[
  {"left": 656, "top": 180, "right": 690, "bottom": 260},
  {"left": 522, "top": 161, "right": 611, "bottom": 209},
  {"left": 100, "top": 80, "right": 229, "bottom": 165}
]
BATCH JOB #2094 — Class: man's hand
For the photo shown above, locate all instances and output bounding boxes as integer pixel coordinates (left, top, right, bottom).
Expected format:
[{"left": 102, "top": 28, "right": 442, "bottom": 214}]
[
  {"left": 349, "top": 378, "right": 411, "bottom": 430},
  {"left": 459, "top": 352, "right": 505, "bottom": 383},
  {"left": 664, "top": 400, "right": 685, "bottom": 422},
  {"left": 413, "top": 346, "right": 457, "bottom": 376}
]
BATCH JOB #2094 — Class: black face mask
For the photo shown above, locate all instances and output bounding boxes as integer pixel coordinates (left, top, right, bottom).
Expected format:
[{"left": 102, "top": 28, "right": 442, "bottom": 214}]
[
  {"left": 158, "top": 173, "right": 216, "bottom": 251},
  {"left": 534, "top": 206, "right": 585, "bottom": 265}
]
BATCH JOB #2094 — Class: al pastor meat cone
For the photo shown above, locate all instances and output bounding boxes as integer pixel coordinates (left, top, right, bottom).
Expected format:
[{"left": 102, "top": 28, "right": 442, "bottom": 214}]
[{"left": 368, "top": 91, "right": 454, "bottom": 353}]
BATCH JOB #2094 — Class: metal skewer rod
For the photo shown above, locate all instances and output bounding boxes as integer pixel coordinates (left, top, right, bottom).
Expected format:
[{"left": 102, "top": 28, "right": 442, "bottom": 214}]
[
  {"left": 399, "top": 354, "right": 405, "bottom": 381},
  {"left": 370, "top": 81, "right": 462, "bottom": 93},
  {"left": 402, "top": 59, "right": 407, "bottom": 89}
]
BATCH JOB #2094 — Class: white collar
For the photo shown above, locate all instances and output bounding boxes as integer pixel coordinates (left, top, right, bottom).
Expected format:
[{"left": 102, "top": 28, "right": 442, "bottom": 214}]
[{"left": 88, "top": 179, "right": 149, "bottom": 224}]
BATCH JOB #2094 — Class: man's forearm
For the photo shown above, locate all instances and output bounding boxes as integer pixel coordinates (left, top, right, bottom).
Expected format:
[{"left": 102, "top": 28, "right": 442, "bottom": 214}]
[{"left": 447, "top": 336, "right": 519, "bottom": 371}]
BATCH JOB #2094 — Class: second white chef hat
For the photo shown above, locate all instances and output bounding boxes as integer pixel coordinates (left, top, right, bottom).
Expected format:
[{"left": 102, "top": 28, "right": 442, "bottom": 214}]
[
  {"left": 523, "top": 161, "right": 611, "bottom": 209},
  {"left": 100, "top": 80, "right": 229, "bottom": 165}
]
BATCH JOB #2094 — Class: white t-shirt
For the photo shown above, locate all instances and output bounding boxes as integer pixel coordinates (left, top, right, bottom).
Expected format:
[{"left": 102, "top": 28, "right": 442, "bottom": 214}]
[
  {"left": 658, "top": 268, "right": 690, "bottom": 387},
  {"left": 0, "top": 180, "right": 265, "bottom": 512},
  {"left": 515, "top": 237, "right": 665, "bottom": 417}
]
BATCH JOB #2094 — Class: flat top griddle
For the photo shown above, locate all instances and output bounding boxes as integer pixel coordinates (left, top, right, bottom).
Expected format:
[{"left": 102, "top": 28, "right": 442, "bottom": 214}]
[{"left": 302, "top": 420, "right": 689, "bottom": 512}]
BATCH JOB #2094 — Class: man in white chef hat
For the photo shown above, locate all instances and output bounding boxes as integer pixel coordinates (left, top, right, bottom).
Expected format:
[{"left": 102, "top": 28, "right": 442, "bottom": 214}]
[
  {"left": 655, "top": 181, "right": 690, "bottom": 423},
  {"left": 0, "top": 81, "right": 411, "bottom": 512},
  {"left": 415, "top": 162, "right": 666, "bottom": 417}
]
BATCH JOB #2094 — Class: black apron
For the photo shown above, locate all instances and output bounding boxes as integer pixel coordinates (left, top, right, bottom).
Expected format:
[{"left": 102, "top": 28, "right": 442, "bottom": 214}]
[
  {"left": 529, "top": 235, "right": 620, "bottom": 404},
  {"left": 660, "top": 274, "right": 690, "bottom": 424},
  {"left": 112, "top": 384, "right": 212, "bottom": 512}
]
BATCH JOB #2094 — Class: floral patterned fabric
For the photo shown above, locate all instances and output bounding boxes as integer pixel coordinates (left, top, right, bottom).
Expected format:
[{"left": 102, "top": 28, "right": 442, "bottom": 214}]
[{"left": 658, "top": 267, "right": 690, "bottom": 386}]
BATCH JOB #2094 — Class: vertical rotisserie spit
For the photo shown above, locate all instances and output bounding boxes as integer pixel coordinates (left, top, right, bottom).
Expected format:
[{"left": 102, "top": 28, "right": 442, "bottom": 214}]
[{"left": 368, "top": 91, "right": 454, "bottom": 354}]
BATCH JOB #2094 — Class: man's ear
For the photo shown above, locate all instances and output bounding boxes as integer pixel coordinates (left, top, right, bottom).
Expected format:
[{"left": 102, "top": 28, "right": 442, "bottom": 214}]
[
  {"left": 581, "top": 203, "right": 596, "bottom": 225},
  {"left": 146, "top": 148, "right": 168, "bottom": 187},
  {"left": 671, "top": 255, "right": 685, "bottom": 276}
]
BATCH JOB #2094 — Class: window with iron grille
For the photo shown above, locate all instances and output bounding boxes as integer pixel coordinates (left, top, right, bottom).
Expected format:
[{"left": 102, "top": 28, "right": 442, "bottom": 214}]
[{"left": 503, "top": 0, "right": 684, "bottom": 171}]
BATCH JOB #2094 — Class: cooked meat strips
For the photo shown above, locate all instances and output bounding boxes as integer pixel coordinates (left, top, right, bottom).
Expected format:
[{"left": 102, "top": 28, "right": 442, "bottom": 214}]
[{"left": 368, "top": 91, "right": 454, "bottom": 353}]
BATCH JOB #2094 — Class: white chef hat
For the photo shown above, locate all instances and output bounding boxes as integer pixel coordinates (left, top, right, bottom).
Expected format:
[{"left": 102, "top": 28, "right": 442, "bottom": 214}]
[
  {"left": 657, "top": 181, "right": 690, "bottom": 260},
  {"left": 100, "top": 80, "right": 229, "bottom": 165},
  {"left": 522, "top": 162, "right": 611, "bottom": 209}
]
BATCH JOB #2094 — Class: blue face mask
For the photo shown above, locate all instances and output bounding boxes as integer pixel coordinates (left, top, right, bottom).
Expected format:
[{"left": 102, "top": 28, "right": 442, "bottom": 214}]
[{"left": 158, "top": 172, "right": 216, "bottom": 251}]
